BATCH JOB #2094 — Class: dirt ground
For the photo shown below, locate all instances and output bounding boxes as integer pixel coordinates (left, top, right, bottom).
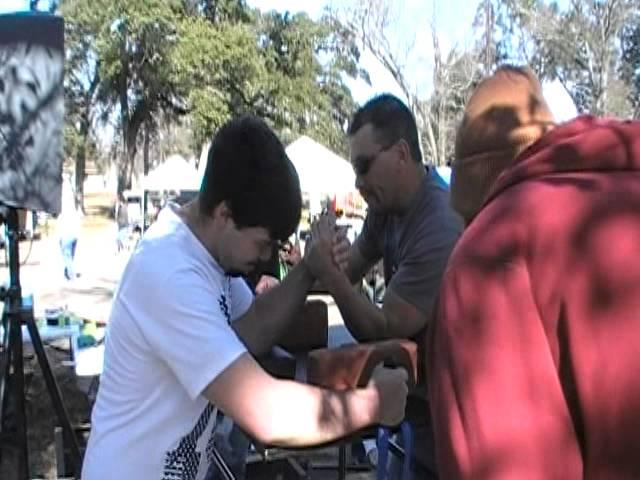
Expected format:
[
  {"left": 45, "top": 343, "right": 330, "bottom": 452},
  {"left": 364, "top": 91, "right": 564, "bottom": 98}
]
[{"left": 0, "top": 344, "right": 90, "bottom": 479}]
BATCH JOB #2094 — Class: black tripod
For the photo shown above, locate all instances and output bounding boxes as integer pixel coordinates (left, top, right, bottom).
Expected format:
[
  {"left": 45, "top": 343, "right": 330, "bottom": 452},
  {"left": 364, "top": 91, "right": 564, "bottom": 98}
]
[{"left": 0, "top": 207, "right": 82, "bottom": 478}]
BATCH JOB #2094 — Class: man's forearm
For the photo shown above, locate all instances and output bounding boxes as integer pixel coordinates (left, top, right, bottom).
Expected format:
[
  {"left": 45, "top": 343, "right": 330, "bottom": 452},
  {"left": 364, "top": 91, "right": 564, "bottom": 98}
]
[
  {"left": 245, "top": 260, "right": 316, "bottom": 353},
  {"left": 257, "top": 379, "right": 380, "bottom": 447},
  {"left": 325, "top": 270, "right": 388, "bottom": 342}
]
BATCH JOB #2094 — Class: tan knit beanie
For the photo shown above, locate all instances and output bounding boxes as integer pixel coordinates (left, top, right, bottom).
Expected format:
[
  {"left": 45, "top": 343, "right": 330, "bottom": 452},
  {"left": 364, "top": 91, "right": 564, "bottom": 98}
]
[{"left": 451, "top": 66, "right": 556, "bottom": 225}]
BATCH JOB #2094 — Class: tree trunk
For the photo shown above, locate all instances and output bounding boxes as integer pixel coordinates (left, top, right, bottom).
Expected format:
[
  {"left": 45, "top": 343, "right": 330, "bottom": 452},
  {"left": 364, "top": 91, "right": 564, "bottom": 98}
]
[
  {"left": 74, "top": 113, "right": 91, "bottom": 212},
  {"left": 117, "top": 30, "right": 130, "bottom": 196},
  {"left": 483, "top": 0, "right": 495, "bottom": 74},
  {"left": 75, "top": 139, "right": 86, "bottom": 212},
  {"left": 73, "top": 69, "right": 100, "bottom": 211},
  {"left": 117, "top": 142, "right": 136, "bottom": 195},
  {"left": 117, "top": 101, "right": 149, "bottom": 194},
  {"left": 143, "top": 121, "right": 151, "bottom": 176}
]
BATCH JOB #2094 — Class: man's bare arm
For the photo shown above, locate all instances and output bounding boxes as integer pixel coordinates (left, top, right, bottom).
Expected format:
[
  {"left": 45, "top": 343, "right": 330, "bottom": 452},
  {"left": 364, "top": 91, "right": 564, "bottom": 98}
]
[
  {"left": 203, "top": 352, "right": 408, "bottom": 447},
  {"left": 323, "top": 267, "right": 428, "bottom": 341},
  {"left": 342, "top": 242, "right": 375, "bottom": 285},
  {"left": 232, "top": 260, "right": 315, "bottom": 356},
  {"left": 233, "top": 228, "right": 358, "bottom": 356},
  {"left": 308, "top": 220, "right": 427, "bottom": 341}
]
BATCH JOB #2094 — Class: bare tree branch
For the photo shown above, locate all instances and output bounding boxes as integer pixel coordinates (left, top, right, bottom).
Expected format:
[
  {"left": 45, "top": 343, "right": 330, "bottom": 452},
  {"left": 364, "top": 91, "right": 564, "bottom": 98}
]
[{"left": 336, "top": 0, "right": 481, "bottom": 165}]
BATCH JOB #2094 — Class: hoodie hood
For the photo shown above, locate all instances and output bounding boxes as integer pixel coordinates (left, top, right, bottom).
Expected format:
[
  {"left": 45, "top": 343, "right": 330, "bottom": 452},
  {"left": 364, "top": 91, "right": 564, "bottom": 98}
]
[{"left": 483, "top": 115, "right": 640, "bottom": 210}]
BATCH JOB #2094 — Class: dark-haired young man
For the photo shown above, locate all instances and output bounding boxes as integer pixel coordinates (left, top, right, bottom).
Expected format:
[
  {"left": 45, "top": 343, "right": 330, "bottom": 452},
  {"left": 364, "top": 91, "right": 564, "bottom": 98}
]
[
  {"left": 325, "top": 94, "right": 462, "bottom": 477},
  {"left": 82, "top": 116, "right": 409, "bottom": 480}
]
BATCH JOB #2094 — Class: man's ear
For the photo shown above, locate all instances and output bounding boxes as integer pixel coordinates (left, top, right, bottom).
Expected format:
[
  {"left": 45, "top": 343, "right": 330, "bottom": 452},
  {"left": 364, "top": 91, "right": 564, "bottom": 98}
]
[
  {"left": 397, "top": 138, "right": 412, "bottom": 166},
  {"left": 212, "top": 201, "right": 233, "bottom": 225}
]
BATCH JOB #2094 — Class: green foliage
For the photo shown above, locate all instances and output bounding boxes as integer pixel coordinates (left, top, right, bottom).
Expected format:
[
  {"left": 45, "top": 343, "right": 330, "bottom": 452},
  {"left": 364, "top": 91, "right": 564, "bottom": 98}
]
[
  {"left": 63, "top": 123, "right": 82, "bottom": 165},
  {"left": 254, "top": 11, "right": 359, "bottom": 155},
  {"left": 60, "top": 0, "right": 361, "bottom": 192},
  {"left": 172, "top": 16, "right": 266, "bottom": 146},
  {"left": 171, "top": 6, "right": 360, "bottom": 154}
]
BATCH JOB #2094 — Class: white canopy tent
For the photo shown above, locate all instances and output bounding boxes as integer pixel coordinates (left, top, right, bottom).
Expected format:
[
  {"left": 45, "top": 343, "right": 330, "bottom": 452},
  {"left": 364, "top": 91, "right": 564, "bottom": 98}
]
[
  {"left": 286, "top": 136, "right": 359, "bottom": 218},
  {"left": 286, "top": 135, "right": 367, "bottom": 239},
  {"left": 286, "top": 136, "right": 356, "bottom": 195},
  {"left": 197, "top": 142, "right": 209, "bottom": 183},
  {"left": 143, "top": 154, "right": 200, "bottom": 191}
]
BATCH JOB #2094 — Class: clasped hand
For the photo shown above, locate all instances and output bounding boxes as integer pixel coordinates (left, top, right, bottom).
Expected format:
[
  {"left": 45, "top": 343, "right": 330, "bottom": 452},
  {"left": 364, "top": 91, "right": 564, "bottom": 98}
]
[{"left": 303, "top": 212, "right": 350, "bottom": 281}]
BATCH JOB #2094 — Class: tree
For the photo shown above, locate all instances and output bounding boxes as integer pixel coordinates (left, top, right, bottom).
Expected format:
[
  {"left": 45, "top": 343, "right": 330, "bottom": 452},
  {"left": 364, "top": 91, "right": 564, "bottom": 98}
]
[
  {"left": 474, "top": 0, "right": 498, "bottom": 75},
  {"left": 494, "top": 0, "right": 639, "bottom": 118},
  {"left": 425, "top": 48, "right": 481, "bottom": 166},
  {"left": 173, "top": 7, "right": 361, "bottom": 156},
  {"left": 337, "top": 0, "right": 481, "bottom": 165},
  {"left": 61, "top": 0, "right": 190, "bottom": 193},
  {"left": 60, "top": 0, "right": 103, "bottom": 209},
  {"left": 100, "top": 1, "right": 190, "bottom": 192},
  {"left": 171, "top": 13, "right": 262, "bottom": 148},
  {"left": 621, "top": 20, "right": 640, "bottom": 118},
  {"left": 255, "top": 11, "right": 361, "bottom": 155},
  {"left": 60, "top": 0, "right": 362, "bottom": 194}
]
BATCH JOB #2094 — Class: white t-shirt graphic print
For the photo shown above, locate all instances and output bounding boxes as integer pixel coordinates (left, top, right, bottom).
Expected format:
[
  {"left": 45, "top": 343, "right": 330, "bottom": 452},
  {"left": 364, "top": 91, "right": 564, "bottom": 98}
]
[{"left": 82, "top": 205, "right": 252, "bottom": 480}]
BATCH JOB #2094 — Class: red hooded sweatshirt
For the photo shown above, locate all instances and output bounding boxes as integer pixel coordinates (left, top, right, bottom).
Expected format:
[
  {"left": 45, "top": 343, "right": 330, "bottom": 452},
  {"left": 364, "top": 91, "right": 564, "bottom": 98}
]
[{"left": 428, "top": 116, "right": 640, "bottom": 479}]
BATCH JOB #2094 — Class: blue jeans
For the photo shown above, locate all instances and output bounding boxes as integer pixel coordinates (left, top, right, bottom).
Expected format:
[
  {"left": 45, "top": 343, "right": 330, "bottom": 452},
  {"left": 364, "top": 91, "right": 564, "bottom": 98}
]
[
  {"left": 206, "top": 415, "right": 251, "bottom": 480},
  {"left": 387, "top": 421, "right": 438, "bottom": 480},
  {"left": 60, "top": 238, "right": 77, "bottom": 280}
]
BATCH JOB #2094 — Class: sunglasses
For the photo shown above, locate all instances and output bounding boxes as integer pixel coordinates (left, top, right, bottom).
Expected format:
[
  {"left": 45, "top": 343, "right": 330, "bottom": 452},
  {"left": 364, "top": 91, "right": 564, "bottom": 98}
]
[{"left": 352, "top": 140, "right": 397, "bottom": 176}]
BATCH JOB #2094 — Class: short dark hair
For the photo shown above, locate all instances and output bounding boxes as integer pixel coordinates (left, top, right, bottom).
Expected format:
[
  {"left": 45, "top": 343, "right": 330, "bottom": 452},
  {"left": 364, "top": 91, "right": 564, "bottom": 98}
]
[
  {"left": 348, "top": 94, "right": 422, "bottom": 163},
  {"left": 200, "top": 116, "right": 301, "bottom": 241}
]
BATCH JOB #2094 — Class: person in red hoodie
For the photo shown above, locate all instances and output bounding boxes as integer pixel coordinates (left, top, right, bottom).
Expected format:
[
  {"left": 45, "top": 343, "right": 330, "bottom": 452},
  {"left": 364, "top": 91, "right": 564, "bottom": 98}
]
[{"left": 427, "top": 65, "right": 640, "bottom": 479}]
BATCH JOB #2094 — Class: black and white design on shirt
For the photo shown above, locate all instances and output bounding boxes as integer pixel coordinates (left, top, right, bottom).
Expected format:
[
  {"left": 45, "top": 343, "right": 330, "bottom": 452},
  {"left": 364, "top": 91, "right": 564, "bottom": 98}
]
[
  {"left": 161, "top": 404, "right": 215, "bottom": 480},
  {"left": 205, "top": 424, "right": 219, "bottom": 467},
  {"left": 218, "top": 277, "right": 231, "bottom": 324},
  {"left": 218, "top": 294, "right": 230, "bottom": 324}
]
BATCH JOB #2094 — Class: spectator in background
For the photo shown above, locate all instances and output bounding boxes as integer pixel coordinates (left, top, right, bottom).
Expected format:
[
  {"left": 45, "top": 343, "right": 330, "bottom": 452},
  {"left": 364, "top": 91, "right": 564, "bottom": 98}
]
[
  {"left": 245, "top": 238, "right": 303, "bottom": 296},
  {"left": 115, "top": 195, "right": 129, "bottom": 252},
  {"left": 57, "top": 179, "right": 82, "bottom": 280},
  {"left": 245, "top": 247, "right": 281, "bottom": 296},
  {"left": 278, "top": 238, "right": 302, "bottom": 278}
]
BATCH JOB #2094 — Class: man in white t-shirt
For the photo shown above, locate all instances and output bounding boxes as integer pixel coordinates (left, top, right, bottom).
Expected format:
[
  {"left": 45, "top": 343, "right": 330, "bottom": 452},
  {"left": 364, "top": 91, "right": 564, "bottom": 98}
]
[{"left": 82, "top": 116, "right": 408, "bottom": 480}]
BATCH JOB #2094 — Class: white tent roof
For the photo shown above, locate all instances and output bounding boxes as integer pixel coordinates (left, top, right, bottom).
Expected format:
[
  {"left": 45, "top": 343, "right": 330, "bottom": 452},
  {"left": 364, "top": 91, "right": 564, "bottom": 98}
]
[
  {"left": 286, "top": 136, "right": 356, "bottom": 195},
  {"left": 197, "top": 142, "right": 210, "bottom": 181},
  {"left": 143, "top": 154, "right": 200, "bottom": 191},
  {"left": 543, "top": 79, "right": 578, "bottom": 122}
]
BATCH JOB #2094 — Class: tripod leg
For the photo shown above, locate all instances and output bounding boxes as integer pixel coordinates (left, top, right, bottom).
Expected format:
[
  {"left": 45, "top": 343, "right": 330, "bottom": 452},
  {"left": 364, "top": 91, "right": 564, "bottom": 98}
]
[
  {"left": 25, "top": 318, "right": 83, "bottom": 475},
  {"left": 0, "top": 309, "right": 11, "bottom": 427},
  {"left": 10, "top": 312, "right": 29, "bottom": 479}
]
